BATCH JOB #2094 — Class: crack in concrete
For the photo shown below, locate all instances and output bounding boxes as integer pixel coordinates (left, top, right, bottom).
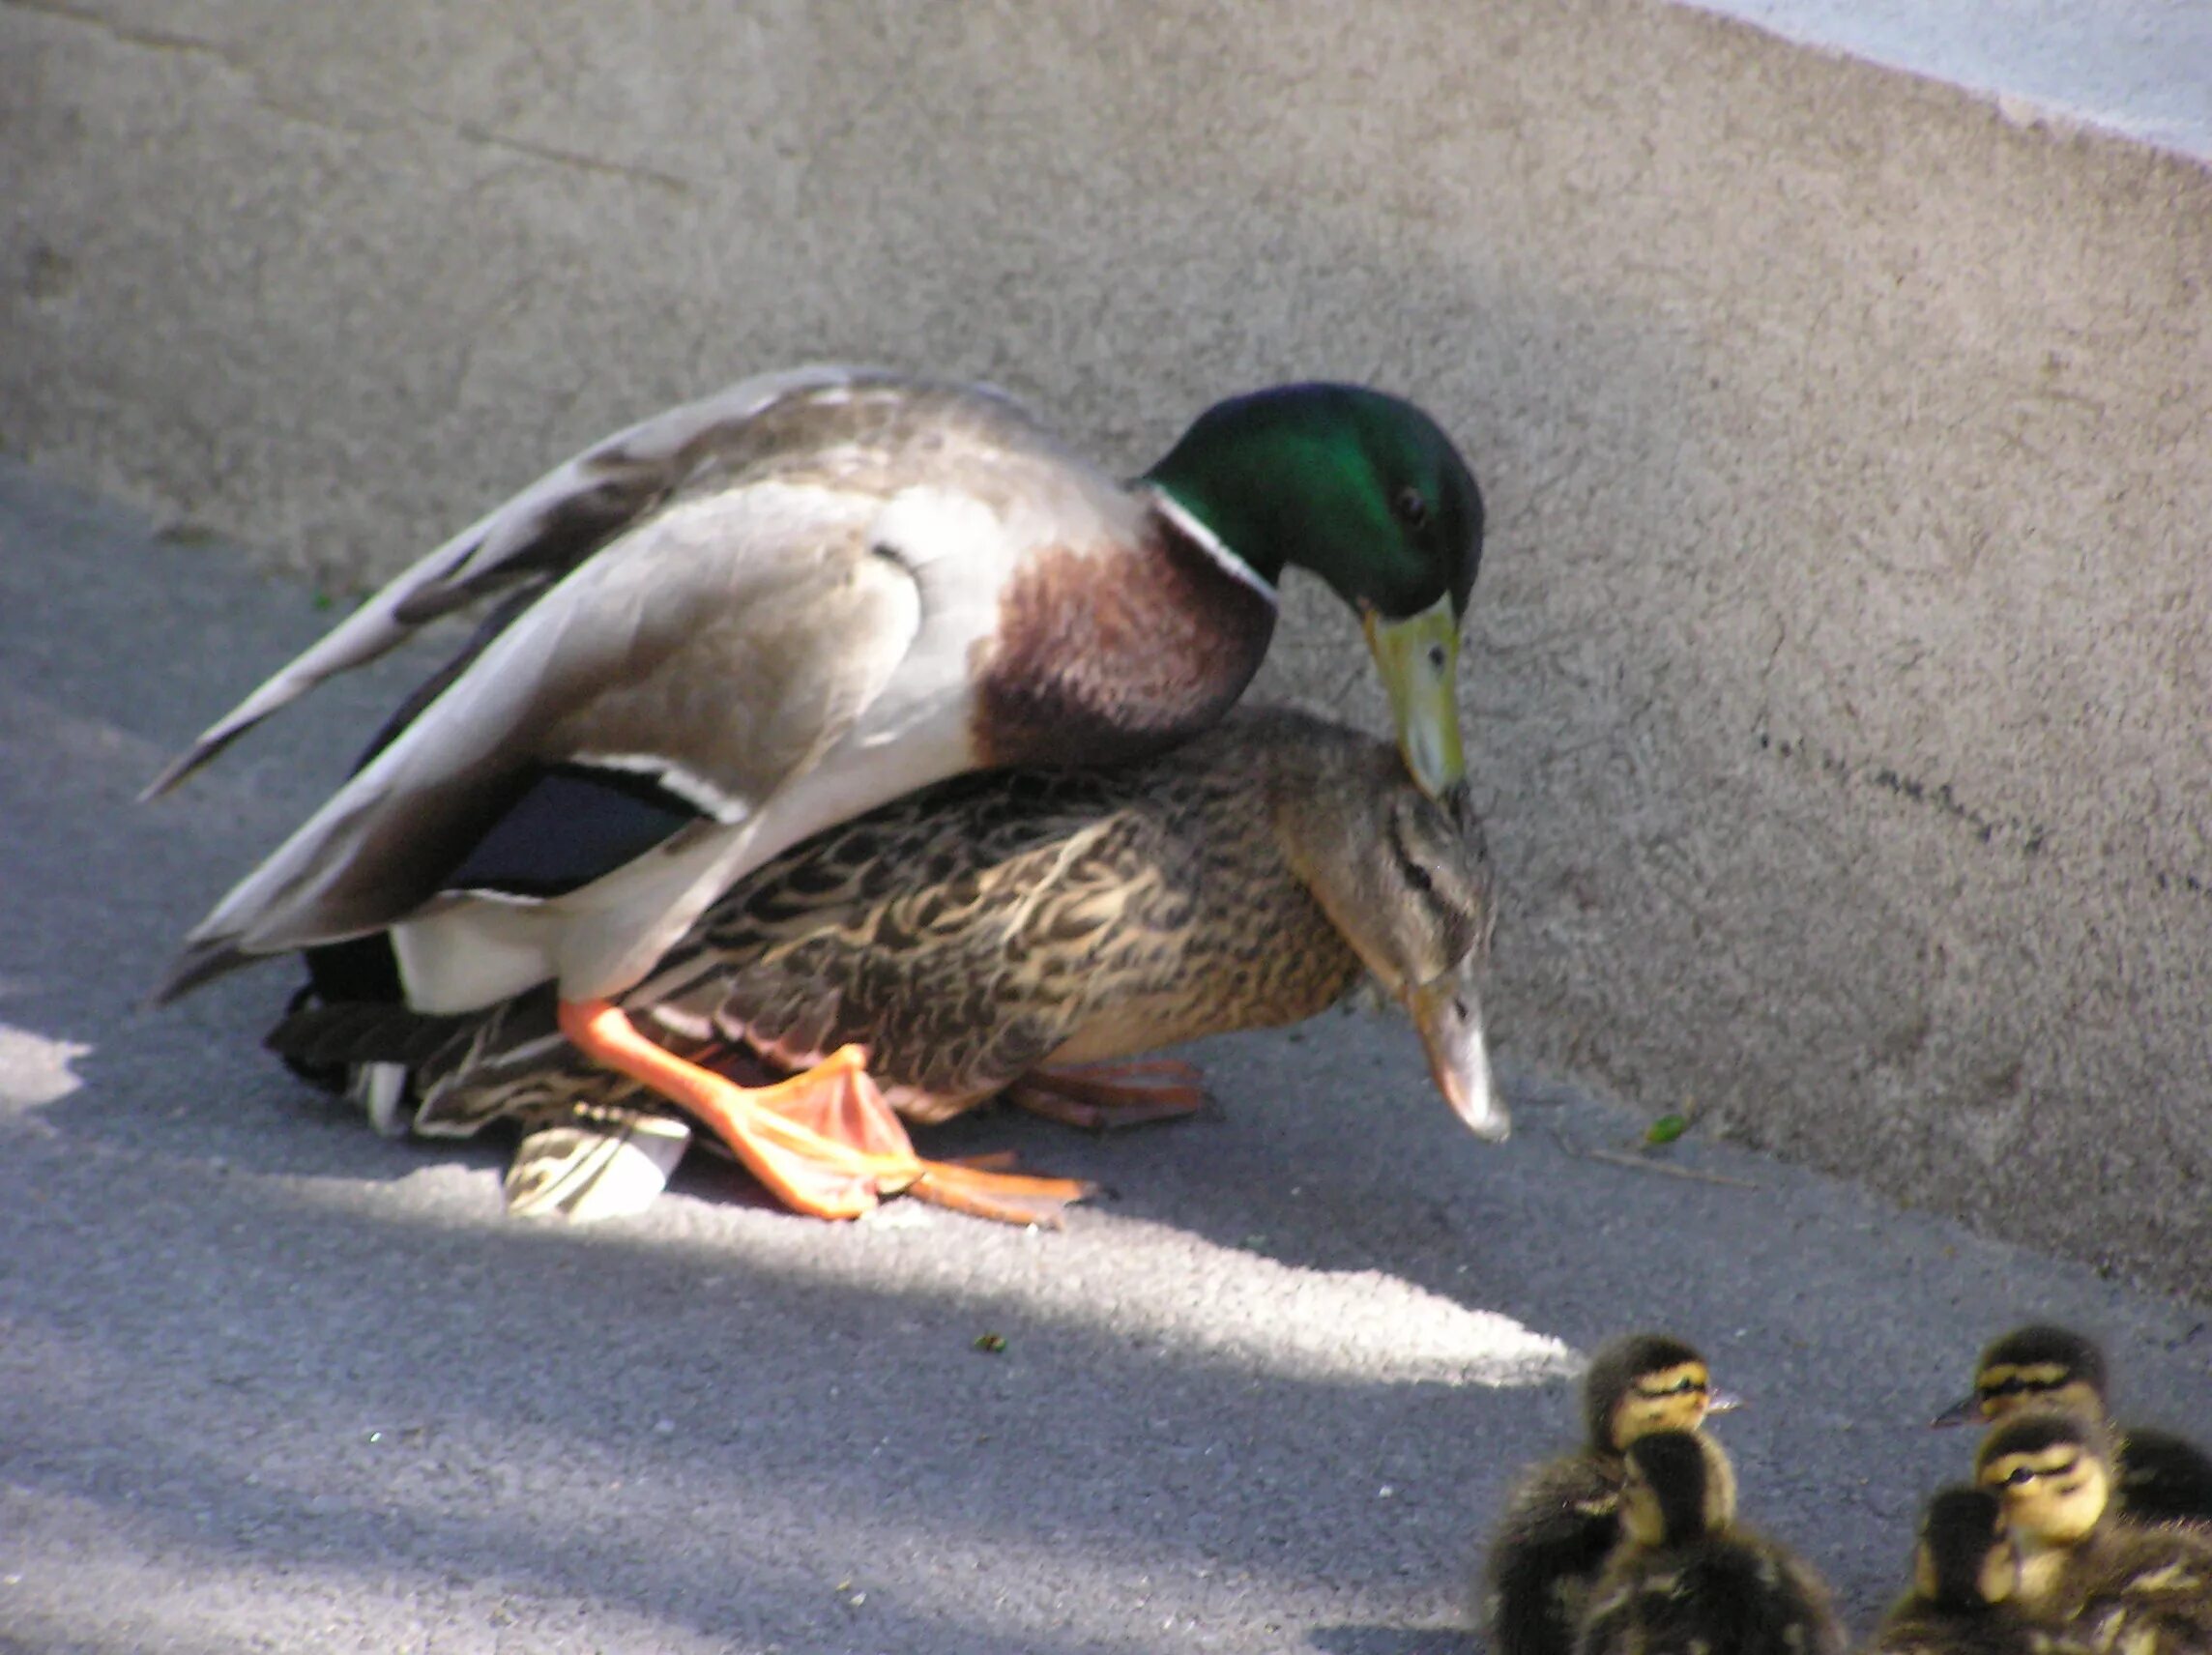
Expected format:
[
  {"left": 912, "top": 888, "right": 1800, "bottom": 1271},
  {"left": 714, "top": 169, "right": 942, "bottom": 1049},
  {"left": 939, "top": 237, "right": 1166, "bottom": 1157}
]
[
  {"left": 7, "top": 0, "right": 694, "bottom": 196},
  {"left": 445, "top": 120, "right": 694, "bottom": 197},
  {"left": 4, "top": 0, "right": 247, "bottom": 68},
  {"left": 2150, "top": 865, "right": 2212, "bottom": 904},
  {"left": 1757, "top": 727, "right": 2054, "bottom": 857}
]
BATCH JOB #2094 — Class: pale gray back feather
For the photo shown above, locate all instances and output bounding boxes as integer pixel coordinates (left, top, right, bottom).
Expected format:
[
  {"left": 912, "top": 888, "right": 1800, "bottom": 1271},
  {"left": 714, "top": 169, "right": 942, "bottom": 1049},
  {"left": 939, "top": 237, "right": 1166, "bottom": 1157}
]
[
  {"left": 142, "top": 364, "right": 892, "bottom": 798},
  {"left": 173, "top": 486, "right": 917, "bottom": 961}
]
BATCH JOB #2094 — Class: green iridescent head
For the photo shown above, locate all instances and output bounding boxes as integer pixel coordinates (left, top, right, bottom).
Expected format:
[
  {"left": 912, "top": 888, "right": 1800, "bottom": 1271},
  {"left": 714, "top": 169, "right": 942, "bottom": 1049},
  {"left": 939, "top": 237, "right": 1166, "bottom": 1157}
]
[{"left": 1145, "top": 383, "right": 1484, "bottom": 796}]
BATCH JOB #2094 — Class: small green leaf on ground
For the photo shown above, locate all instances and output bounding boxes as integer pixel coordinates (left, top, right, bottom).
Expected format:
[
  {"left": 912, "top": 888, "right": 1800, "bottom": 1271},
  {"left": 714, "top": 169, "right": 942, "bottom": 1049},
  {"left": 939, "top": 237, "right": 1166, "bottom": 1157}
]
[
  {"left": 973, "top": 1332, "right": 1006, "bottom": 1354},
  {"left": 1644, "top": 1113, "right": 1690, "bottom": 1147}
]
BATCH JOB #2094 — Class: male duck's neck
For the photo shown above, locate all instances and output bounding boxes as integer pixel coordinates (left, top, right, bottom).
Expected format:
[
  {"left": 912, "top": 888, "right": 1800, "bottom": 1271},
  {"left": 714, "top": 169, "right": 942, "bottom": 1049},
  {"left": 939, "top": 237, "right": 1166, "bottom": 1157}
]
[{"left": 1138, "top": 482, "right": 1279, "bottom": 604}]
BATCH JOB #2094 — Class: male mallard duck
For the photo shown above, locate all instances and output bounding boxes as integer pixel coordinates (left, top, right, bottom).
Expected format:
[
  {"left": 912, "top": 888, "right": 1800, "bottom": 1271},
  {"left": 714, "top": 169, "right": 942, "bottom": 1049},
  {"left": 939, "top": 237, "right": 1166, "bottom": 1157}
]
[
  {"left": 1478, "top": 1332, "right": 1739, "bottom": 1655},
  {"left": 1936, "top": 1324, "right": 2212, "bottom": 1529},
  {"left": 1575, "top": 1429, "right": 1844, "bottom": 1655},
  {"left": 267, "top": 706, "right": 1507, "bottom": 1222},
  {"left": 1866, "top": 1486, "right": 2079, "bottom": 1655},
  {"left": 1976, "top": 1408, "right": 2212, "bottom": 1654},
  {"left": 148, "top": 368, "right": 1485, "bottom": 1219}
]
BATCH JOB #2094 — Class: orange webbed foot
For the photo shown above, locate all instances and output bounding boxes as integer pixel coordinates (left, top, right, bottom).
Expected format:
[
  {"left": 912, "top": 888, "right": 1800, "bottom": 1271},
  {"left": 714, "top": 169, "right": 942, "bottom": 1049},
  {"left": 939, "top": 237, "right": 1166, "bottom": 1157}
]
[
  {"left": 748, "top": 1044, "right": 918, "bottom": 1160},
  {"left": 559, "top": 1002, "right": 1089, "bottom": 1226},
  {"left": 560, "top": 1002, "right": 897, "bottom": 1219},
  {"left": 907, "top": 1159, "right": 1094, "bottom": 1228},
  {"left": 1006, "top": 1058, "right": 1210, "bottom": 1131}
]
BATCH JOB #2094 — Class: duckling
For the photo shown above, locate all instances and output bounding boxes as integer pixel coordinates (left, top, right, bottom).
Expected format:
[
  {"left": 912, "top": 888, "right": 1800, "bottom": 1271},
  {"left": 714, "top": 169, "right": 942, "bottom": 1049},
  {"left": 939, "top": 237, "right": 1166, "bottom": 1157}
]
[
  {"left": 1936, "top": 1324, "right": 2212, "bottom": 1529},
  {"left": 1478, "top": 1333, "right": 1736, "bottom": 1655},
  {"left": 1977, "top": 1408, "right": 2212, "bottom": 1655},
  {"left": 270, "top": 707, "right": 1505, "bottom": 1223},
  {"left": 1575, "top": 1429, "right": 1844, "bottom": 1655},
  {"left": 1867, "top": 1486, "right": 2081, "bottom": 1655}
]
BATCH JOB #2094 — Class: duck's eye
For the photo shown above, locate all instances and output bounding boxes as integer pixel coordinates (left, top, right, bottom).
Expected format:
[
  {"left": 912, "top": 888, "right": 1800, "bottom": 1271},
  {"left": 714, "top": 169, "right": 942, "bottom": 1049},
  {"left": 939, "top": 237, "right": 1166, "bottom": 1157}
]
[{"left": 1392, "top": 485, "right": 1431, "bottom": 529}]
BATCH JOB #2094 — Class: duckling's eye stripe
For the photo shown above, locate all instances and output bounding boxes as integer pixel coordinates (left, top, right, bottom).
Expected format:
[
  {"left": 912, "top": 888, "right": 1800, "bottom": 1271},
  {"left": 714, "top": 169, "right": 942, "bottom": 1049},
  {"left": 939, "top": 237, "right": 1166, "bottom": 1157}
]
[
  {"left": 1994, "top": 1452, "right": 2082, "bottom": 1487},
  {"left": 1978, "top": 1363, "right": 2073, "bottom": 1399}
]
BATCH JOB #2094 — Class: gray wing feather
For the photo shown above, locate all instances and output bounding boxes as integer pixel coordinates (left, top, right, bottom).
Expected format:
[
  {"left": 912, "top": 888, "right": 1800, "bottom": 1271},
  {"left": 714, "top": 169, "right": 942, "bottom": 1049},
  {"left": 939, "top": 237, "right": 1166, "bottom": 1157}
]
[
  {"left": 142, "top": 364, "right": 888, "bottom": 798},
  {"left": 171, "top": 484, "right": 919, "bottom": 962}
]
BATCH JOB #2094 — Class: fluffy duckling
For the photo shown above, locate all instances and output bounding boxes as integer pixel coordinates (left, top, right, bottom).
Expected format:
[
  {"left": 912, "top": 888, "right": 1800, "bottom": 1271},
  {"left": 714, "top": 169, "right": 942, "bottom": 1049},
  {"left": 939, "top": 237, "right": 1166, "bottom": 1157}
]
[
  {"left": 1479, "top": 1333, "right": 1736, "bottom": 1655},
  {"left": 1937, "top": 1324, "right": 2212, "bottom": 1529},
  {"left": 1575, "top": 1430, "right": 1843, "bottom": 1655},
  {"left": 1977, "top": 1408, "right": 2212, "bottom": 1654},
  {"left": 272, "top": 708, "right": 1505, "bottom": 1223},
  {"left": 1866, "top": 1486, "right": 2081, "bottom": 1655}
]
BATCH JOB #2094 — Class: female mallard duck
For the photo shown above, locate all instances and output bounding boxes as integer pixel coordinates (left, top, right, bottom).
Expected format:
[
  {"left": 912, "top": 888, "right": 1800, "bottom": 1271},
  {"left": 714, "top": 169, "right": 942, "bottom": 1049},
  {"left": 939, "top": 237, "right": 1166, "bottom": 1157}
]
[
  {"left": 1935, "top": 1324, "right": 2212, "bottom": 1529},
  {"left": 1867, "top": 1486, "right": 2080, "bottom": 1655},
  {"left": 148, "top": 368, "right": 1485, "bottom": 1219},
  {"left": 267, "top": 706, "right": 1507, "bottom": 1222},
  {"left": 1574, "top": 1429, "right": 1843, "bottom": 1655},
  {"left": 1975, "top": 1408, "right": 2212, "bottom": 1653},
  {"left": 1478, "top": 1332, "right": 1739, "bottom": 1655}
]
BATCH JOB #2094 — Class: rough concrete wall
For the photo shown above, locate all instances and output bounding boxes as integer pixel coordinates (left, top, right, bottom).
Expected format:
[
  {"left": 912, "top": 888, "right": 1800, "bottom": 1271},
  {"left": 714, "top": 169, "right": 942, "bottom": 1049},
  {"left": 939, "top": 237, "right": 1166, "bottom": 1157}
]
[{"left": 5, "top": 0, "right": 2209, "bottom": 1293}]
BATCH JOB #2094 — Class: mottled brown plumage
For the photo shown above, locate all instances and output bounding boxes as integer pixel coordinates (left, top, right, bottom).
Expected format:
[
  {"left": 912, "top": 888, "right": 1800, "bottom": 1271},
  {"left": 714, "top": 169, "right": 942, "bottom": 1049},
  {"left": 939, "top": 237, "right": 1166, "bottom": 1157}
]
[{"left": 269, "top": 707, "right": 1506, "bottom": 1214}]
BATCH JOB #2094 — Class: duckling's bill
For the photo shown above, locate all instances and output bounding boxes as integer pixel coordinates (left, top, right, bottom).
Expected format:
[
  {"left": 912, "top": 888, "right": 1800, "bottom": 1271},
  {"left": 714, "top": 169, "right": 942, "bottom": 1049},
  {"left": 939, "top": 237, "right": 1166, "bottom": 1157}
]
[
  {"left": 1930, "top": 1391, "right": 1989, "bottom": 1428},
  {"left": 1364, "top": 595, "right": 1466, "bottom": 798}
]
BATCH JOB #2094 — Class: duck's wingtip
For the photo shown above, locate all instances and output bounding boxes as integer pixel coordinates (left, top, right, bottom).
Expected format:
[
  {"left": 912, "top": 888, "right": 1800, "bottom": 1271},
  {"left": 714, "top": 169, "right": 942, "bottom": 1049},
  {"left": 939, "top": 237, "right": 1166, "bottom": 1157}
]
[
  {"left": 139, "top": 716, "right": 260, "bottom": 801},
  {"left": 139, "top": 744, "right": 209, "bottom": 803},
  {"left": 148, "top": 935, "right": 257, "bottom": 1007}
]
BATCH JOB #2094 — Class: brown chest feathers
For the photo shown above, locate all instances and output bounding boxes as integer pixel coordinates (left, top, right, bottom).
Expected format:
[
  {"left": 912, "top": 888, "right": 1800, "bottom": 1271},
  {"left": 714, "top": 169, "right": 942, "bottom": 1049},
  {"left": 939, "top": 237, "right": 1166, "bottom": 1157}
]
[{"left": 969, "top": 512, "right": 1276, "bottom": 768}]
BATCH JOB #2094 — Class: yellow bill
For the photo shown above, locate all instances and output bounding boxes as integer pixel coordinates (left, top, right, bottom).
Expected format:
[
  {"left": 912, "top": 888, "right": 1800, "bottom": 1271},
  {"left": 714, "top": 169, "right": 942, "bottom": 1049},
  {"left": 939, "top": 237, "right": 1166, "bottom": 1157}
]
[{"left": 1364, "top": 595, "right": 1467, "bottom": 798}]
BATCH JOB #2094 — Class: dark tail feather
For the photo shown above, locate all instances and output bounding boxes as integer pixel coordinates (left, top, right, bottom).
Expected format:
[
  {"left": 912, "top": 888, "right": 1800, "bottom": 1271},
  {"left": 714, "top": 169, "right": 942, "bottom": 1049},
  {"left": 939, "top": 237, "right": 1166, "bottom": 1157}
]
[
  {"left": 150, "top": 924, "right": 401, "bottom": 1010},
  {"left": 265, "top": 997, "right": 477, "bottom": 1072}
]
